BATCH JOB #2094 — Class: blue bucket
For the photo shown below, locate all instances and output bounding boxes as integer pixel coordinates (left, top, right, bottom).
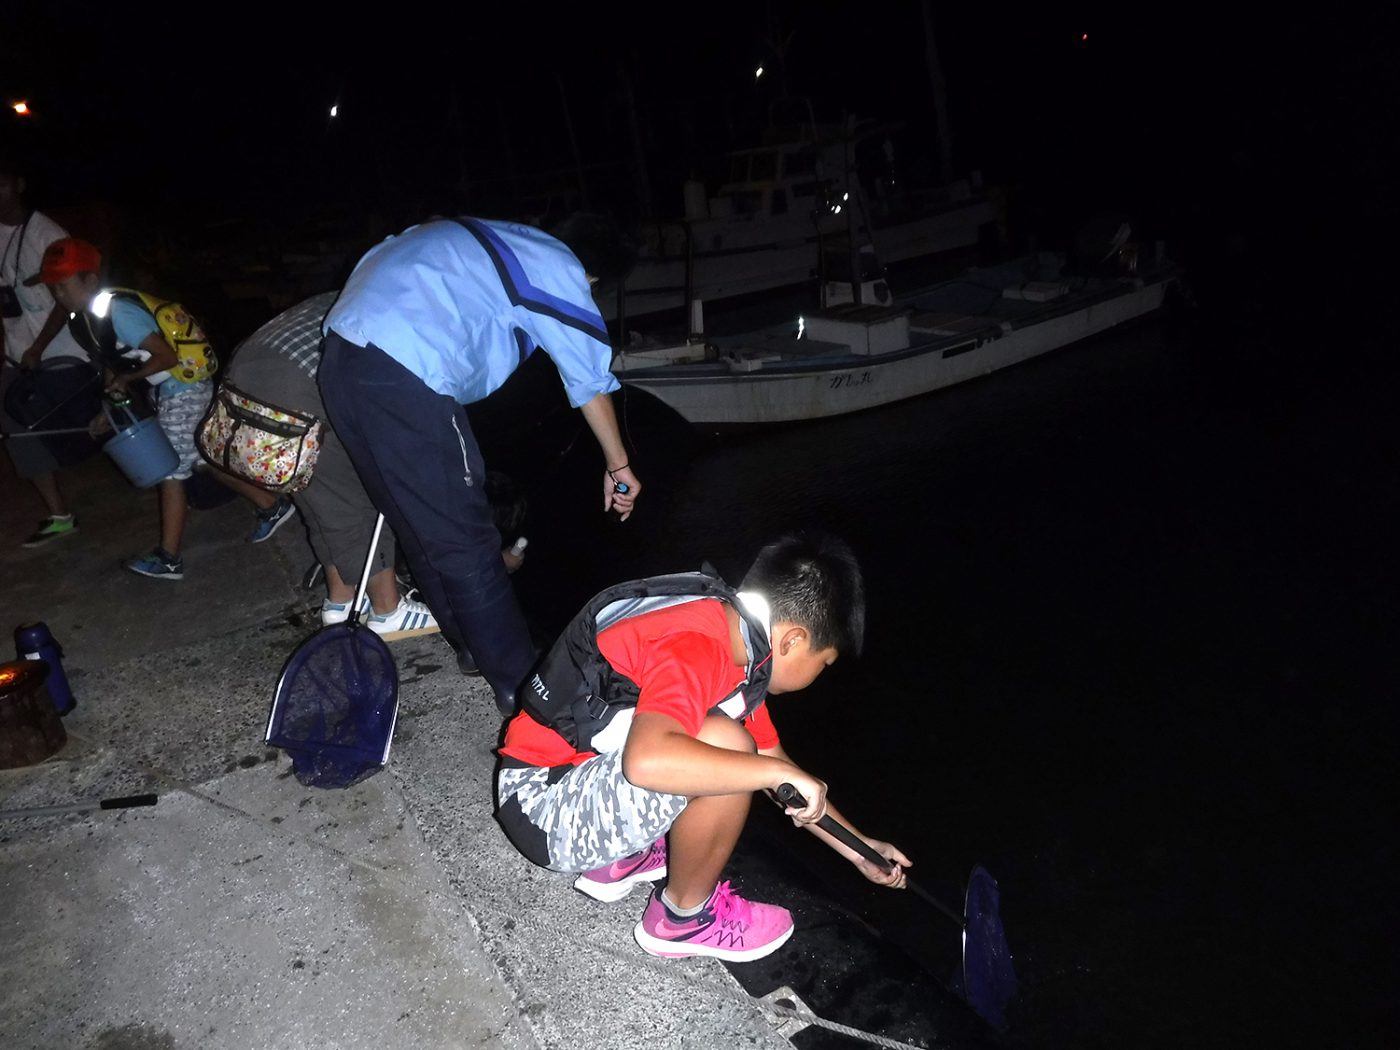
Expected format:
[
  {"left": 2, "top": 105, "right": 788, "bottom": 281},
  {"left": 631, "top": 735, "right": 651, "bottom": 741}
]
[{"left": 102, "top": 402, "right": 179, "bottom": 488}]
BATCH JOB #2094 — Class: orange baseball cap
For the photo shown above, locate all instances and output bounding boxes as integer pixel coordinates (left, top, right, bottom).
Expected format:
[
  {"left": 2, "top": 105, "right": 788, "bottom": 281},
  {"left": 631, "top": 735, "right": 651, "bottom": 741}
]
[{"left": 23, "top": 237, "right": 103, "bottom": 286}]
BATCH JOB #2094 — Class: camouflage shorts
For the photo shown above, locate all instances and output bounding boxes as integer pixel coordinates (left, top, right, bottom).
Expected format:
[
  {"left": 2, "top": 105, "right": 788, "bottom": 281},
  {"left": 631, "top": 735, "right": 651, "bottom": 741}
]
[
  {"left": 496, "top": 750, "right": 687, "bottom": 873},
  {"left": 156, "top": 382, "right": 212, "bottom": 481}
]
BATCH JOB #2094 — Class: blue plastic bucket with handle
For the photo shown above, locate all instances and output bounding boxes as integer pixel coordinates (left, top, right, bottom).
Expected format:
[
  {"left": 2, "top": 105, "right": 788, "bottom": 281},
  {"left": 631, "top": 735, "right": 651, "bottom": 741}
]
[{"left": 102, "top": 401, "right": 179, "bottom": 488}]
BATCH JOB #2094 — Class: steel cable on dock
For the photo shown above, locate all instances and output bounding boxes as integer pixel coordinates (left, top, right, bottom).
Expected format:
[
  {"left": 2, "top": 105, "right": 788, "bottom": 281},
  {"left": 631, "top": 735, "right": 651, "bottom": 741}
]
[{"left": 754, "top": 994, "right": 943, "bottom": 1050}]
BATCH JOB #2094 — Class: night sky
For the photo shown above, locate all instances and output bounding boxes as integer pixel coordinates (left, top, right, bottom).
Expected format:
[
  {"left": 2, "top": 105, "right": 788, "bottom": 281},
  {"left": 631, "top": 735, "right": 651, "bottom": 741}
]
[{"left": 7, "top": 4, "right": 1391, "bottom": 262}]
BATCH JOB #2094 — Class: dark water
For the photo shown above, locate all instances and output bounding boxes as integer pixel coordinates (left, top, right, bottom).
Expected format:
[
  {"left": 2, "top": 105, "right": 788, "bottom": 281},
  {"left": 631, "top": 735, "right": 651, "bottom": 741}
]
[{"left": 476, "top": 273, "right": 1397, "bottom": 1049}]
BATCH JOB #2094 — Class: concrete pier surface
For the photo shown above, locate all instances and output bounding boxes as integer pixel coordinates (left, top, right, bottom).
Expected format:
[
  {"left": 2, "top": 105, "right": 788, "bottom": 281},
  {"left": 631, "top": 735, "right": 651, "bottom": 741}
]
[{"left": 1, "top": 451, "right": 797, "bottom": 1050}]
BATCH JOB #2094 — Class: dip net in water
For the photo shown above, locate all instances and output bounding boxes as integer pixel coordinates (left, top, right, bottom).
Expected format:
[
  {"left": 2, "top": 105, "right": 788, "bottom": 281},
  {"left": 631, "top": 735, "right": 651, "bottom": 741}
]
[
  {"left": 266, "top": 623, "right": 398, "bottom": 789},
  {"left": 960, "top": 864, "right": 1019, "bottom": 1031}
]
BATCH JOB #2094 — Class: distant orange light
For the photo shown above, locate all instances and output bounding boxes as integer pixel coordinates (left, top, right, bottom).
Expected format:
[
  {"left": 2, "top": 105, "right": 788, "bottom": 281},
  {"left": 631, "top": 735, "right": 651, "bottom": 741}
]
[
  {"left": 0, "top": 667, "right": 17, "bottom": 686},
  {"left": 11, "top": 101, "right": 31, "bottom": 116}
]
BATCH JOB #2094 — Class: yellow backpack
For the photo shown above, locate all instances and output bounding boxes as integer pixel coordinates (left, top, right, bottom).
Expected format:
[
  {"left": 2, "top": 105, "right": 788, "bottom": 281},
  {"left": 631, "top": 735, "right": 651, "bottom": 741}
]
[{"left": 110, "top": 288, "right": 219, "bottom": 384}]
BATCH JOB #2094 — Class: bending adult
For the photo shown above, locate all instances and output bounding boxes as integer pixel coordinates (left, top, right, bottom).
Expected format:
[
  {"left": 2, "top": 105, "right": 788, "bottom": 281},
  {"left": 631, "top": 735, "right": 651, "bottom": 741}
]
[
  {"left": 319, "top": 213, "right": 640, "bottom": 716},
  {"left": 218, "top": 291, "right": 439, "bottom": 640}
]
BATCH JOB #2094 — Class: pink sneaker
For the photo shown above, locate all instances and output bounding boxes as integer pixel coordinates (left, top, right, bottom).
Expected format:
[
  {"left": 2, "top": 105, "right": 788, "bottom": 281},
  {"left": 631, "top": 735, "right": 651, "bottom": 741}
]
[
  {"left": 573, "top": 838, "right": 668, "bottom": 902},
  {"left": 633, "top": 880, "right": 794, "bottom": 961}
]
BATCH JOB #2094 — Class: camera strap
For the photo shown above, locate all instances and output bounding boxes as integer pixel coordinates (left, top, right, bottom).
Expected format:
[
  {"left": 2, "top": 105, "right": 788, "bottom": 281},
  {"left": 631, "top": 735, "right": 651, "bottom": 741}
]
[{"left": 1, "top": 213, "right": 32, "bottom": 285}]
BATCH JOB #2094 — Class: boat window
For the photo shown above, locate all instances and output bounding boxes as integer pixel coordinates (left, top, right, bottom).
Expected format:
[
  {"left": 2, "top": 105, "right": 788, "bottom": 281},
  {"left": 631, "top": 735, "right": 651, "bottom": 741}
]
[
  {"left": 750, "top": 152, "right": 778, "bottom": 181},
  {"left": 822, "top": 250, "right": 883, "bottom": 281},
  {"left": 728, "top": 191, "right": 765, "bottom": 215},
  {"left": 728, "top": 156, "right": 749, "bottom": 183},
  {"left": 771, "top": 189, "right": 788, "bottom": 215},
  {"left": 791, "top": 181, "right": 818, "bottom": 198},
  {"left": 783, "top": 152, "right": 817, "bottom": 178},
  {"left": 824, "top": 252, "right": 853, "bottom": 281}
]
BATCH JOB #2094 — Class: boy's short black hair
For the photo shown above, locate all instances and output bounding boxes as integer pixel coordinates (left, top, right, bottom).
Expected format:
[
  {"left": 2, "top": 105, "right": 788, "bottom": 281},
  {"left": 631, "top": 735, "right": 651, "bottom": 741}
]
[
  {"left": 741, "top": 531, "right": 866, "bottom": 658},
  {"left": 547, "top": 211, "right": 638, "bottom": 284}
]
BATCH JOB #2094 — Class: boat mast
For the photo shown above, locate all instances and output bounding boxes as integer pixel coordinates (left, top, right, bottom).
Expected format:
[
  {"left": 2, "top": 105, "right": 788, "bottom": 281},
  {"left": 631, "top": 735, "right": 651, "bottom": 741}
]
[
  {"left": 621, "top": 58, "right": 654, "bottom": 222},
  {"left": 921, "top": 0, "right": 954, "bottom": 186},
  {"left": 842, "top": 117, "right": 863, "bottom": 306},
  {"left": 556, "top": 71, "right": 591, "bottom": 209}
]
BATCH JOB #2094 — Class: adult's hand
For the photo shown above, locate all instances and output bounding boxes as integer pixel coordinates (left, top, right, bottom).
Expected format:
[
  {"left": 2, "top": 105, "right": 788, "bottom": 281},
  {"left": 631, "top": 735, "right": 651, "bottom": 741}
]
[
  {"left": 604, "top": 463, "right": 641, "bottom": 520},
  {"left": 579, "top": 392, "right": 641, "bottom": 521},
  {"left": 19, "top": 344, "right": 43, "bottom": 371},
  {"left": 502, "top": 544, "right": 527, "bottom": 574}
]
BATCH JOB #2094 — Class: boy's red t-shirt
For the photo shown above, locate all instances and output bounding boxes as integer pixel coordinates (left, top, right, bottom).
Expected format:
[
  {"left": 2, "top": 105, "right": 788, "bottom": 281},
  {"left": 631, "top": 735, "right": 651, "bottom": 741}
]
[{"left": 500, "top": 597, "right": 779, "bottom": 768}]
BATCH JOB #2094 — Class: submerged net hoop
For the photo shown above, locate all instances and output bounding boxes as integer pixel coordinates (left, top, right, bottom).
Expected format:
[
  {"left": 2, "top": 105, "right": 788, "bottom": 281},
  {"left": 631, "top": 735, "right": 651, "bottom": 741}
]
[
  {"left": 960, "top": 864, "right": 1019, "bottom": 1031},
  {"left": 772, "top": 783, "right": 1018, "bottom": 1031}
]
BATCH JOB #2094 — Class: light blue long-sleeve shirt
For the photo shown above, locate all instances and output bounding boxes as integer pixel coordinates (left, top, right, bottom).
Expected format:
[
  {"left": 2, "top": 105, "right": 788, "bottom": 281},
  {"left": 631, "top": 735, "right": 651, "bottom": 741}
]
[{"left": 323, "top": 218, "right": 619, "bottom": 409}]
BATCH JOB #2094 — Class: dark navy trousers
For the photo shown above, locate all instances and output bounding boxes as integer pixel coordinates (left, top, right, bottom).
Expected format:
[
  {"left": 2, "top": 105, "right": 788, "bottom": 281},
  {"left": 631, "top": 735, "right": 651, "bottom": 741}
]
[{"left": 318, "top": 332, "right": 534, "bottom": 709}]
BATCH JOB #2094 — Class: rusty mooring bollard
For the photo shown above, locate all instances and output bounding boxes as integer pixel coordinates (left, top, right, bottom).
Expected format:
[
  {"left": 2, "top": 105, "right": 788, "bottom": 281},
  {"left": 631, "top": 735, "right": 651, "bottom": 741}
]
[{"left": 0, "top": 660, "right": 67, "bottom": 769}]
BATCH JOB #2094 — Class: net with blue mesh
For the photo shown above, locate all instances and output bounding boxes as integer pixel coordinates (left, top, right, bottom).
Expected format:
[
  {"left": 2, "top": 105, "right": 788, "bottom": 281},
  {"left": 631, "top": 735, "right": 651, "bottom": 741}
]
[
  {"left": 959, "top": 864, "right": 1019, "bottom": 1031},
  {"left": 266, "top": 622, "right": 399, "bottom": 789},
  {"left": 3, "top": 358, "right": 106, "bottom": 466}
]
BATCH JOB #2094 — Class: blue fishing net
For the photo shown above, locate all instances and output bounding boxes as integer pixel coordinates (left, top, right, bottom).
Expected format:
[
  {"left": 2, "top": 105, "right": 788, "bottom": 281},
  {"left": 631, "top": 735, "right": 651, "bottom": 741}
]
[
  {"left": 960, "top": 864, "right": 1019, "bottom": 1031},
  {"left": 266, "top": 623, "right": 398, "bottom": 789},
  {"left": 3, "top": 359, "right": 105, "bottom": 466}
]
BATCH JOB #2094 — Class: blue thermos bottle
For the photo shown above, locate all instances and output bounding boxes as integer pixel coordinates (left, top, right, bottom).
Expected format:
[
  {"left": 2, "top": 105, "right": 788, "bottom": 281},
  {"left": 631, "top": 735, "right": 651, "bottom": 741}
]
[{"left": 15, "top": 622, "right": 75, "bottom": 716}]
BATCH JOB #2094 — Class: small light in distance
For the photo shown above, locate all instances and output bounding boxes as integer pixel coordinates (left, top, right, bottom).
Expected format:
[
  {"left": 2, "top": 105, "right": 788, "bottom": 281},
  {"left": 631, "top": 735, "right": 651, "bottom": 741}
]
[
  {"left": 11, "top": 100, "right": 31, "bottom": 116},
  {"left": 797, "top": 315, "right": 805, "bottom": 339},
  {"left": 329, "top": 104, "right": 339, "bottom": 118},
  {"left": 755, "top": 65, "right": 764, "bottom": 79}
]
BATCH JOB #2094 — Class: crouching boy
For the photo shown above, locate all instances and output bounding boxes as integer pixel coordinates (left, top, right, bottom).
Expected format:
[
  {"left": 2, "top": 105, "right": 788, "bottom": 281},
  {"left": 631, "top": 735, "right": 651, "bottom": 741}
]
[{"left": 494, "top": 532, "right": 911, "bottom": 961}]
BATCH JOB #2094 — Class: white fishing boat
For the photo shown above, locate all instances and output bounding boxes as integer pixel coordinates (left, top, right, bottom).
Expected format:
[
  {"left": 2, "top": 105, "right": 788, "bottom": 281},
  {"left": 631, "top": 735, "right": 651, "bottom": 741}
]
[
  {"left": 612, "top": 248, "right": 1180, "bottom": 428},
  {"left": 600, "top": 111, "right": 1003, "bottom": 324}
]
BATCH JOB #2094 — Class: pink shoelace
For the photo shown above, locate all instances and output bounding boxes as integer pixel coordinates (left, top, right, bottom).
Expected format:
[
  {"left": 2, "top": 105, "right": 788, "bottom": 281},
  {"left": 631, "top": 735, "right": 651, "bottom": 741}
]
[{"left": 708, "top": 881, "right": 752, "bottom": 926}]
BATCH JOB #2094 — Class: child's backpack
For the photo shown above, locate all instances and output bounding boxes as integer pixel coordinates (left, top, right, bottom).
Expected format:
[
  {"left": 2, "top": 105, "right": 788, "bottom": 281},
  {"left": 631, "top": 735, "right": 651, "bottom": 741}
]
[
  {"left": 519, "top": 567, "right": 773, "bottom": 751},
  {"left": 108, "top": 289, "right": 218, "bottom": 384}
]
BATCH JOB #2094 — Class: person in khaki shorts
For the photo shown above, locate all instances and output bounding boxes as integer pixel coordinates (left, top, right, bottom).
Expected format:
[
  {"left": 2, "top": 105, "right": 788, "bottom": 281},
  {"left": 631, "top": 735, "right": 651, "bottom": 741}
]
[{"left": 216, "top": 291, "right": 441, "bottom": 640}]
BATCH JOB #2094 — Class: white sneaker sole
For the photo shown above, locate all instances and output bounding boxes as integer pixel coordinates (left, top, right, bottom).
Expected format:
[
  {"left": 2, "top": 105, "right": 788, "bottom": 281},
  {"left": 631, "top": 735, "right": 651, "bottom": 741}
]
[
  {"left": 320, "top": 600, "right": 371, "bottom": 627},
  {"left": 22, "top": 530, "right": 78, "bottom": 549},
  {"left": 370, "top": 622, "right": 442, "bottom": 642},
  {"left": 574, "top": 864, "right": 668, "bottom": 903},
  {"left": 633, "top": 920, "right": 794, "bottom": 961}
]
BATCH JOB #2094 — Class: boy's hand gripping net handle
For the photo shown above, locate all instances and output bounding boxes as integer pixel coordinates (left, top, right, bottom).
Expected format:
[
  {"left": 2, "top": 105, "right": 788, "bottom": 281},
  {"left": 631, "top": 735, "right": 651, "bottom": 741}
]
[
  {"left": 774, "top": 783, "right": 1020, "bottom": 1031},
  {"left": 775, "top": 782, "right": 962, "bottom": 925}
]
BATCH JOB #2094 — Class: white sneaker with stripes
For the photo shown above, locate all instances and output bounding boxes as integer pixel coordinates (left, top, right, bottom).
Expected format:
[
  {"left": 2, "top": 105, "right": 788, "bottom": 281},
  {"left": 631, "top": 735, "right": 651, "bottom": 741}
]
[
  {"left": 320, "top": 594, "right": 371, "bottom": 626},
  {"left": 366, "top": 596, "right": 441, "bottom": 642}
]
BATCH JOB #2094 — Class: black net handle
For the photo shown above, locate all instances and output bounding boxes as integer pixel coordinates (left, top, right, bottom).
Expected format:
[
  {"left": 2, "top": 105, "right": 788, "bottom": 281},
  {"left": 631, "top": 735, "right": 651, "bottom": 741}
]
[
  {"left": 775, "top": 782, "right": 962, "bottom": 925},
  {"left": 0, "top": 793, "right": 158, "bottom": 820}
]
